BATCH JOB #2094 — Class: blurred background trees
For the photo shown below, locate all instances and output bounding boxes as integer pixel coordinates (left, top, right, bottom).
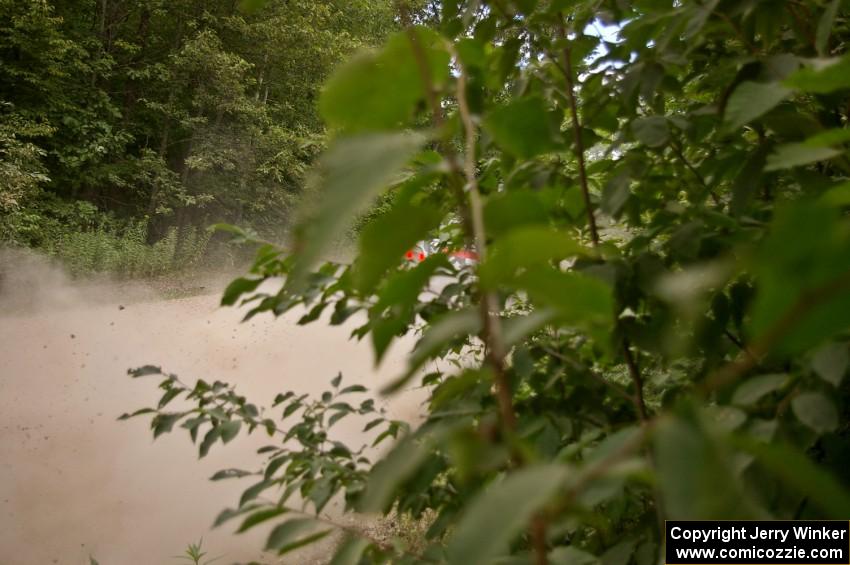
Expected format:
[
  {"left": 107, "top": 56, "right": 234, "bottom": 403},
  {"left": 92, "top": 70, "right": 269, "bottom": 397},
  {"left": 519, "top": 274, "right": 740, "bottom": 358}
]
[{"left": 0, "top": 0, "right": 396, "bottom": 273}]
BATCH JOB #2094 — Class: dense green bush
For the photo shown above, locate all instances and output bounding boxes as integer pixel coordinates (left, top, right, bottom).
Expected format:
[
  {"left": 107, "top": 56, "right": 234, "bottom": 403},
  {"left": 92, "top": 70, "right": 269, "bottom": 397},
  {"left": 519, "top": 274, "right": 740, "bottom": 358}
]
[
  {"left": 54, "top": 223, "right": 211, "bottom": 277},
  {"left": 126, "top": 1, "right": 850, "bottom": 564}
]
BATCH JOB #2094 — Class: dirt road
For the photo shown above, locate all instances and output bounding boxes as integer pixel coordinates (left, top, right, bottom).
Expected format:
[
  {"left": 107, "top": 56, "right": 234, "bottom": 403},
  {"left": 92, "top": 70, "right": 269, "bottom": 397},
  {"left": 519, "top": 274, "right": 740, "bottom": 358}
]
[{"left": 0, "top": 266, "right": 421, "bottom": 564}]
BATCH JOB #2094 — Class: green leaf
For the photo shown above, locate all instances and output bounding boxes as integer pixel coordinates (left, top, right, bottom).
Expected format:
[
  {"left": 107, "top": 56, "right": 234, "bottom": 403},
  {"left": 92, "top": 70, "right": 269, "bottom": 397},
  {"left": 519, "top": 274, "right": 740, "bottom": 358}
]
[
  {"left": 330, "top": 536, "right": 371, "bottom": 565},
  {"left": 550, "top": 546, "right": 600, "bottom": 565},
  {"left": 514, "top": 268, "right": 613, "bottom": 342},
  {"left": 483, "top": 97, "right": 565, "bottom": 158},
  {"left": 601, "top": 539, "right": 638, "bottom": 565},
  {"left": 816, "top": 0, "right": 841, "bottom": 56},
  {"left": 704, "top": 406, "right": 747, "bottom": 432},
  {"left": 374, "top": 253, "right": 447, "bottom": 313},
  {"left": 811, "top": 342, "right": 849, "bottom": 386},
  {"left": 601, "top": 173, "right": 631, "bottom": 217},
  {"left": 631, "top": 116, "right": 669, "bottom": 147},
  {"left": 502, "top": 308, "right": 558, "bottom": 348},
  {"left": 157, "top": 387, "right": 182, "bottom": 409},
  {"left": 785, "top": 56, "right": 850, "bottom": 93},
  {"left": 359, "top": 425, "right": 452, "bottom": 512},
  {"left": 291, "top": 131, "right": 425, "bottom": 284},
  {"left": 117, "top": 407, "right": 156, "bottom": 420},
  {"left": 369, "top": 317, "right": 407, "bottom": 368},
  {"left": 654, "top": 410, "right": 757, "bottom": 519},
  {"left": 210, "top": 468, "right": 254, "bottom": 481},
  {"left": 792, "top": 392, "right": 838, "bottom": 433},
  {"left": 382, "top": 308, "right": 481, "bottom": 394},
  {"left": 263, "top": 456, "right": 287, "bottom": 480},
  {"left": 749, "top": 201, "right": 850, "bottom": 353},
  {"left": 283, "top": 401, "right": 302, "bottom": 418},
  {"left": 731, "top": 146, "right": 769, "bottom": 216},
  {"left": 213, "top": 504, "right": 263, "bottom": 528},
  {"left": 803, "top": 128, "right": 850, "bottom": 148},
  {"left": 221, "top": 277, "right": 263, "bottom": 307},
  {"left": 764, "top": 143, "right": 842, "bottom": 171},
  {"left": 355, "top": 200, "right": 443, "bottom": 292},
  {"left": 219, "top": 420, "right": 241, "bottom": 444},
  {"left": 455, "top": 37, "right": 487, "bottom": 68},
  {"left": 200, "top": 426, "right": 222, "bottom": 458},
  {"left": 634, "top": 541, "right": 658, "bottom": 565},
  {"left": 483, "top": 190, "right": 549, "bottom": 237},
  {"left": 446, "top": 464, "right": 569, "bottom": 565},
  {"left": 819, "top": 181, "right": 850, "bottom": 206},
  {"left": 237, "top": 506, "right": 288, "bottom": 533},
  {"left": 732, "top": 374, "right": 788, "bottom": 406},
  {"left": 584, "top": 426, "right": 643, "bottom": 466},
  {"left": 265, "top": 518, "right": 329, "bottom": 554},
  {"left": 683, "top": 0, "right": 720, "bottom": 38},
  {"left": 240, "top": 479, "right": 274, "bottom": 507},
  {"left": 129, "top": 365, "right": 162, "bottom": 378},
  {"left": 430, "top": 368, "right": 489, "bottom": 410},
  {"left": 724, "top": 81, "right": 791, "bottom": 131},
  {"left": 320, "top": 27, "right": 449, "bottom": 132},
  {"left": 152, "top": 413, "right": 182, "bottom": 438},
  {"left": 732, "top": 436, "right": 850, "bottom": 518},
  {"left": 308, "top": 475, "right": 335, "bottom": 514},
  {"left": 479, "top": 226, "right": 588, "bottom": 288}
]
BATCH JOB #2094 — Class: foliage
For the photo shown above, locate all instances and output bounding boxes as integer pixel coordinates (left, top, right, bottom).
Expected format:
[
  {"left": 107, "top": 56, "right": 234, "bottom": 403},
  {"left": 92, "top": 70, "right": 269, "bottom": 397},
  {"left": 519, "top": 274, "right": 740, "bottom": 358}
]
[
  {"left": 173, "top": 538, "right": 222, "bottom": 565},
  {"left": 0, "top": 105, "right": 52, "bottom": 212},
  {"left": 121, "top": 366, "right": 410, "bottom": 557},
  {"left": 1, "top": 193, "right": 212, "bottom": 277},
  {"left": 54, "top": 223, "right": 211, "bottom": 277},
  {"left": 0, "top": 0, "right": 395, "bottom": 270},
  {"left": 126, "top": 1, "right": 850, "bottom": 564}
]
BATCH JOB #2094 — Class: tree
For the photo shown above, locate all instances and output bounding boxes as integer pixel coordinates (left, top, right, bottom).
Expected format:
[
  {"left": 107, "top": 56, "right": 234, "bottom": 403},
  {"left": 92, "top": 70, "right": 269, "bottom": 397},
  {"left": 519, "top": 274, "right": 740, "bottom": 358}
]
[
  {"left": 127, "top": 1, "right": 850, "bottom": 563},
  {"left": 0, "top": 0, "right": 396, "bottom": 256}
]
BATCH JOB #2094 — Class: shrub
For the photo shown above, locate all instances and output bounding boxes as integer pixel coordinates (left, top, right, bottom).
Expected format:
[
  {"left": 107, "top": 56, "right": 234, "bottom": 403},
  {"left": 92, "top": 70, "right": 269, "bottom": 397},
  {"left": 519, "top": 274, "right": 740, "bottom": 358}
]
[
  {"left": 1, "top": 192, "right": 213, "bottom": 278},
  {"left": 125, "top": 2, "right": 850, "bottom": 564},
  {"left": 54, "top": 222, "right": 211, "bottom": 277}
]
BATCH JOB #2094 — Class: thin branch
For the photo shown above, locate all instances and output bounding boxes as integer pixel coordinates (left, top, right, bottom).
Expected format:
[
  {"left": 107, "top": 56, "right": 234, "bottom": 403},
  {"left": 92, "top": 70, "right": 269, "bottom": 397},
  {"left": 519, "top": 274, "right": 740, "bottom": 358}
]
[
  {"left": 671, "top": 139, "right": 721, "bottom": 207},
  {"left": 453, "top": 45, "right": 518, "bottom": 432},
  {"left": 723, "top": 328, "right": 759, "bottom": 365},
  {"left": 554, "top": 18, "right": 661, "bottom": 538},
  {"left": 557, "top": 19, "right": 599, "bottom": 247},
  {"left": 402, "top": 23, "right": 518, "bottom": 433},
  {"left": 401, "top": 17, "right": 476, "bottom": 241},
  {"left": 702, "top": 269, "right": 850, "bottom": 393},
  {"left": 622, "top": 341, "right": 649, "bottom": 422},
  {"left": 723, "top": 328, "right": 745, "bottom": 350},
  {"left": 531, "top": 515, "right": 549, "bottom": 565},
  {"left": 547, "top": 419, "right": 656, "bottom": 515},
  {"left": 452, "top": 31, "right": 546, "bottom": 563},
  {"left": 554, "top": 18, "right": 650, "bottom": 423}
]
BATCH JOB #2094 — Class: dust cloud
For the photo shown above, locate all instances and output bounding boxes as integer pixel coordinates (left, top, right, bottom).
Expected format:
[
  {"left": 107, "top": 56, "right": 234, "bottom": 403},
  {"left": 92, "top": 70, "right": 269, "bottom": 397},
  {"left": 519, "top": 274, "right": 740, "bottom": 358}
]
[{"left": 0, "top": 251, "right": 424, "bottom": 564}]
